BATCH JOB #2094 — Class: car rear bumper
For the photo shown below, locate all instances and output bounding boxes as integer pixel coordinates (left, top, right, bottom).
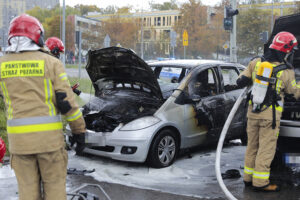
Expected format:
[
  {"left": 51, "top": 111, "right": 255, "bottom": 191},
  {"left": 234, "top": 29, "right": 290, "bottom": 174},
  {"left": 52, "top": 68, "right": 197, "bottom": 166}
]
[{"left": 279, "top": 120, "right": 300, "bottom": 153}]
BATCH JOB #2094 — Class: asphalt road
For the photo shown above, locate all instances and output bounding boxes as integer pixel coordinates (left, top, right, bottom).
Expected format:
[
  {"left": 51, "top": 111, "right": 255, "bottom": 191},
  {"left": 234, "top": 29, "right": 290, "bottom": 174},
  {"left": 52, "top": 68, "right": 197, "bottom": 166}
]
[{"left": 1, "top": 142, "right": 300, "bottom": 200}]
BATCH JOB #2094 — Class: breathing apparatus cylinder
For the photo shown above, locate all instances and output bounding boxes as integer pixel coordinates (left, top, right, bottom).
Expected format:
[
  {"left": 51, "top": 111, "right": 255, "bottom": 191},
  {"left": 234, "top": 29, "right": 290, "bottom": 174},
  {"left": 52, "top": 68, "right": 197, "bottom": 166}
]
[{"left": 251, "top": 62, "right": 273, "bottom": 112}]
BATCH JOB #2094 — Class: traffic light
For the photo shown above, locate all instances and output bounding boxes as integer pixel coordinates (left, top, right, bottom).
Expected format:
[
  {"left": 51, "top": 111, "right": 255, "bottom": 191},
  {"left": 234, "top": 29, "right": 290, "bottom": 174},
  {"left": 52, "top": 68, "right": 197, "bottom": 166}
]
[
  {"left": 259, "top": 31, "right": 269, "bottom": 43},
  {"left": 224, "top": 6, "right": 239, "bottom": 31}
]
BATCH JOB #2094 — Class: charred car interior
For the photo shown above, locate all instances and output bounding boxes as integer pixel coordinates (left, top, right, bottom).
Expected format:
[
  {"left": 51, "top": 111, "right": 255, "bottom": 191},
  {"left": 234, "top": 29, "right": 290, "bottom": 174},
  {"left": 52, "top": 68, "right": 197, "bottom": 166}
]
[{"left": 66, "top": 47, "right": 247, "bottom": 168}]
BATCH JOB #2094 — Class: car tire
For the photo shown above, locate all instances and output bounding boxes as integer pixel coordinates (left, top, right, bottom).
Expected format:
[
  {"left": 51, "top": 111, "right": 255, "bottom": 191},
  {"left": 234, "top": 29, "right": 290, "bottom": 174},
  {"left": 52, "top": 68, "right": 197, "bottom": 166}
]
[
  {"left": 240, "top": 134, "right": 247, "bottom": 146},
  {"left": 147, "top": 129, "right": 179, "bottom": 168}
]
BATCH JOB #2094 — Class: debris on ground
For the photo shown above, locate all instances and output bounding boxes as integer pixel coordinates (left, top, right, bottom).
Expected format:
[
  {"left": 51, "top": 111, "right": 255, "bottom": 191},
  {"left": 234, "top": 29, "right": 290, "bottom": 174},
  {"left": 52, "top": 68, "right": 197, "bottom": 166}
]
[
  {"left": 221, "top": 169, "right": 241, "bottom": 179},
  {"left": 67, "top": 168, "right": 95, "bottom": 175}
]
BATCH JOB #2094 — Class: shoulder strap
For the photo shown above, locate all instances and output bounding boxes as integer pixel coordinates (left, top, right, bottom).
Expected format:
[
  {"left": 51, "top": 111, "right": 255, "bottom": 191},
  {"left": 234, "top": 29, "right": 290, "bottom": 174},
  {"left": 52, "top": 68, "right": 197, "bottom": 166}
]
[{"left": 272, "top": 64, "right": 288, "bottom": 75}]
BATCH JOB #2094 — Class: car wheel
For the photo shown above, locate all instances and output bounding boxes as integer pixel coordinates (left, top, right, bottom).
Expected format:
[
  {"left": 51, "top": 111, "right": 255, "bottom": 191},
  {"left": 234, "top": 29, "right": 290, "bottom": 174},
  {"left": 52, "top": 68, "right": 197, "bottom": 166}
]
[
  {"left": 147, "top": 129, "right": 179, "bottom": 168},
  {"left": 240, "top": 134, "right": 247, "bottom": 146}
]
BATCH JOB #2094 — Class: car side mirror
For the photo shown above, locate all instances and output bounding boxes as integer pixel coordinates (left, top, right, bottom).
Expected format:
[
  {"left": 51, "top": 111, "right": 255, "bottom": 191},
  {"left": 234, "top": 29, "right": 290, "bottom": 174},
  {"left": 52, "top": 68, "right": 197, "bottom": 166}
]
[{"left": 175, "top": 91, "right": 199, "bottom": 105}]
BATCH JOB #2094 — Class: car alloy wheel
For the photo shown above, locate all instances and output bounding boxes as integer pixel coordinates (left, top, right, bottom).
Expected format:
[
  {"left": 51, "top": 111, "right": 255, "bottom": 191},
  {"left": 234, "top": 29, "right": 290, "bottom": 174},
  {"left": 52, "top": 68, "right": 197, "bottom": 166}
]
[
  {"left": 158, "top": 136, "right": 176, "bottom": 165},
  {"left": 147, "top": 129, "right": 179, "bottom": 168}
]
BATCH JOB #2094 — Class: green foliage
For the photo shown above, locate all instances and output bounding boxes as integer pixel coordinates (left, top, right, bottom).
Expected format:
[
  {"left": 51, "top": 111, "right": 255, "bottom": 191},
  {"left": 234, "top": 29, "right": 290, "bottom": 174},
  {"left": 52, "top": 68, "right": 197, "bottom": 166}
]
[
  {"left": 237, "top": 8, "right": 271, "bottom": 57},
  {"left": 69, "top": 77, "right": 95, "bottom": 94},
  {"left": 74, "top": 4, "right": 101, "bottom": 15},
  {"left": 174, "top": 0, "right": 228, "bottom": 58}
]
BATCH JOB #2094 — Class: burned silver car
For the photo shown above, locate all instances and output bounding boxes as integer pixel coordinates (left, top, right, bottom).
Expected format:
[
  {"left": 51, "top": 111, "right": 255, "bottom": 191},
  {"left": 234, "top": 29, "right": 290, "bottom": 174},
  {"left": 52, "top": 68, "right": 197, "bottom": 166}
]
[{"left": 67, "top": 47, "right": 247, "bottom": 168}]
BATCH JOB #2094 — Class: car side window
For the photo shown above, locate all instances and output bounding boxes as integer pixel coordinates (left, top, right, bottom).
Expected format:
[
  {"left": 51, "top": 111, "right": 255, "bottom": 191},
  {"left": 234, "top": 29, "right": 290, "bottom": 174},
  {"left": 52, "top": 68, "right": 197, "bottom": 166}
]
[
  {"left": 220, "top": 67, "right": 239, "bottom": 92},
  {"left": 187, "top": 68, "right": 218, "bottom": 98}
]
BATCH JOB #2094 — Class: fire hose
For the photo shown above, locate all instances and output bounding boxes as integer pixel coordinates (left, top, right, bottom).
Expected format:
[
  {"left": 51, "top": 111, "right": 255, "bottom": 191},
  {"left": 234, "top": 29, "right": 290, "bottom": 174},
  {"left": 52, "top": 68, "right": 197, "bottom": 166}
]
[{"left": 215, "top": 86, "right": 251, "bottom": 200}]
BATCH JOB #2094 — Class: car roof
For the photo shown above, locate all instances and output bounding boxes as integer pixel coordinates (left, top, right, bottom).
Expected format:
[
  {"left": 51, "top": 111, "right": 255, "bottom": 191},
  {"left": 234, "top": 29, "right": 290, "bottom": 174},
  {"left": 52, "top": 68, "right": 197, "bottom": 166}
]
[{"left": 148, "top": 59, "right": 235, "bottom": 69}]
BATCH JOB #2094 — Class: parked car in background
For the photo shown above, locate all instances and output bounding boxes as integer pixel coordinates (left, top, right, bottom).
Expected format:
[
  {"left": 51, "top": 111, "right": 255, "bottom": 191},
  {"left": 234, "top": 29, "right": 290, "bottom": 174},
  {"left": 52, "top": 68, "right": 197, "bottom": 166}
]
[
  {"left": 66, "top": 47, "right": 247, "bottom": 168},
  {"left": 265, "top": 13, "right": 300, "bottom": 166}
]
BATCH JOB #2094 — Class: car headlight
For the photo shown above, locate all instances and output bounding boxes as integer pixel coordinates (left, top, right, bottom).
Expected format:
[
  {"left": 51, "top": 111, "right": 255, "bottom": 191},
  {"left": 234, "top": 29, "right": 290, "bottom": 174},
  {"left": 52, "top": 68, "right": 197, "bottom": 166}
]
[{"left": 119, "top": 116, "right": 161, "bottom": 131}]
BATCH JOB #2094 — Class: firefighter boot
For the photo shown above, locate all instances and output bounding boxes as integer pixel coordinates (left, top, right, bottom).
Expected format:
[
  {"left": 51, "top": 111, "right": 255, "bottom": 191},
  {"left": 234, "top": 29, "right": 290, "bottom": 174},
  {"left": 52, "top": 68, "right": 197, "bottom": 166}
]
[{"left": 253, "top": 184, "right": 280, "bottom": 192}]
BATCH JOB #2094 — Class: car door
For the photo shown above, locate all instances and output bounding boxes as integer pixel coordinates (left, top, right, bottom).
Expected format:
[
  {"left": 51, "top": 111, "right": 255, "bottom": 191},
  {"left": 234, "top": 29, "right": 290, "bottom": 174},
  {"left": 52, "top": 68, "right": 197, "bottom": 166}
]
[
  {"left": 217, "top": 65, "right": 247, "bottom": 139},
  {"left": 180, "top": 66, "right": 226, "bottom": 146}
]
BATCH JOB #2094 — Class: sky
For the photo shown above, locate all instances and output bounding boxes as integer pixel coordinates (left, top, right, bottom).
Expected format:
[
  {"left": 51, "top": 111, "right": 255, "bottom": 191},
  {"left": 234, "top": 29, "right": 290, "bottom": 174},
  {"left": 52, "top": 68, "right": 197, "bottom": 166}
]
[{"left": 59, "top": 0, "right": 222, "bottom": 10}]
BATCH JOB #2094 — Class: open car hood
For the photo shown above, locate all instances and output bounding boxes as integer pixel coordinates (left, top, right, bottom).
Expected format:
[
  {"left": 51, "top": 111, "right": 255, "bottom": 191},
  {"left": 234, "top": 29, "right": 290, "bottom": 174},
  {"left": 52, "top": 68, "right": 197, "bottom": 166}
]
[
  {"left": 264, "top": 13, "right": 300, "bottom": 68},
  {"left": 86, "top": 47, "right": 163, "bottom": 99}
]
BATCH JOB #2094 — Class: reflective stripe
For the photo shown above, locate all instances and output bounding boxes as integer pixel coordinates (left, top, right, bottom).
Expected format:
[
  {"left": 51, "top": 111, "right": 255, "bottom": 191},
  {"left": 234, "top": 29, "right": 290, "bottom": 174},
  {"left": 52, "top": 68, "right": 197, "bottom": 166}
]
[
  {"left": 59, "top": 73, "right": 68, "bottom": 81},
  {"left": 291, "top": 80, "right": 300, "bottom": 88},
  {"left": 0, "top": 81, "right": 13, "bottom": 119},
  {"left": 270, "top": 105, "right": 283, "bottom": 112},
  {"left": 7, "top": 122, "right": 63, "bottom": 134},
  {"left": 66, "top": 109, "right": 82, "bottom": 122},
  {"left": 276, "top": 71, "right": 283, "bottom": 78},
  {"left": 276, "top": 79, "right": 282, "bottom": 94},
  {"left": 244, "top": 166, "right": 253, "bottom": 175},
  {"left": 253, "top": 171, "right": 270, "bottom": 180},
  {"left": 44, "top": 79, "right": 56, "bottom": 116},
  {"left": 7, "top": 115, "right": 61, "bottom": 126}
]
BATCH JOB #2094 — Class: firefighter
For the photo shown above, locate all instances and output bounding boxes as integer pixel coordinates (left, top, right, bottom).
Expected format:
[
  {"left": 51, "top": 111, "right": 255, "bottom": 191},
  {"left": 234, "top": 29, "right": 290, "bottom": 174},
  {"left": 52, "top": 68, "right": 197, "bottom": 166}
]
[
  {"left": 45, "top": 37, "right": 81, "bottom": 96},
  {"left": 237, "top": 31, "right": 300, "bottom": 192},
  {"left": 45, "top": 37, "right": 65, "bottom": 59},
  {"left": 0, "top": 14, "right": 86, "bottom": 199}
]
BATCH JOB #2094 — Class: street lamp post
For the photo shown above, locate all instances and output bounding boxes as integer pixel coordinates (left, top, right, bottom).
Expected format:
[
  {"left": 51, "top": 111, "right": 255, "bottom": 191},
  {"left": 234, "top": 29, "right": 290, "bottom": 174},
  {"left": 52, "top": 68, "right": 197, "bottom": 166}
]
[{"left": 62, "top": 0, "right": 66, "bottom": 67}]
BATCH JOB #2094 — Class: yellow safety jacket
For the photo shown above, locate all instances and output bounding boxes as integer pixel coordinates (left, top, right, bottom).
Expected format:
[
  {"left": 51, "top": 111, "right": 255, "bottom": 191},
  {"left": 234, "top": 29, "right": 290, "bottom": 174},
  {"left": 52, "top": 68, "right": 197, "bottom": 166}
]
[
  {"left": 0, "top": 51, "right": 86, "bottom": 154},
  {"left": 239, "top": 58, "right": 300, "bottom": 121}
]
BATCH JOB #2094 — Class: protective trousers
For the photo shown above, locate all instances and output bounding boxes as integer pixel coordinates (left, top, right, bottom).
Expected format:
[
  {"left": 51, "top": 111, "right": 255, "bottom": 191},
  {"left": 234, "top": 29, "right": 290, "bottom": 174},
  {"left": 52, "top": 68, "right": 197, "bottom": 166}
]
[
  {"left": 11, "top": 148, "right": 68, "bottom": 200},
  {"left": 243, "top": 118, "right": 280, "bottom": 187}
]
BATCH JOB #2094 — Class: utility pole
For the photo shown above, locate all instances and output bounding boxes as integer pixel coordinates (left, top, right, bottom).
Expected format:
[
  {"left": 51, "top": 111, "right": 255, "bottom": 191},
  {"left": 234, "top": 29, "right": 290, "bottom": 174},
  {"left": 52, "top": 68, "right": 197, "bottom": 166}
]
[
  {"left": 62, "top": 0, "right": 66, "bottom": 67},
  {"left": 140, "top": 8, "right": 144, "bottom": 59},
  {"left": 230, "top": 0, "right": 237, "bottom": 63},
  {"left": 271, "top": 0, "right": 274, "bottom": 30},
  {"left": 78, "top": 31, "right": 82, "bottom": 79}
]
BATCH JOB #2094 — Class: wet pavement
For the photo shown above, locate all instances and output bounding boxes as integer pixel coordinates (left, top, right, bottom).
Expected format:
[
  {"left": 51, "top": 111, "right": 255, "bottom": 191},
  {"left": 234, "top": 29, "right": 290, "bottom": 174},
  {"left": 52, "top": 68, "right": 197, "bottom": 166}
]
[{"left": 1, "top": 142, "right": 300, "bottom": 200}]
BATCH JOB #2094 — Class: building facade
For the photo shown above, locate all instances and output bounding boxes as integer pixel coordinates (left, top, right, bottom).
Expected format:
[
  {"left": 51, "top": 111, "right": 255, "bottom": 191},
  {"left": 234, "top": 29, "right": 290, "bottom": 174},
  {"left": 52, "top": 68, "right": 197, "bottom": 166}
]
[
  {"left": 87, "top": 10, "right": 182, "bottom": 58},
  {"left": 0, "top": 0, "right": 59, "bottom": 48}
]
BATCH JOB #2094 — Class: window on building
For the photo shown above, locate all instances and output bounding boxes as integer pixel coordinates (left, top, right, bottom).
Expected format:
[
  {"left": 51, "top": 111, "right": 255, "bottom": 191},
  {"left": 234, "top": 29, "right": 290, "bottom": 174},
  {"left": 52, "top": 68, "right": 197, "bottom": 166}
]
[
  {"left": 157, "top": 17, "right": 161, "bottom": 26},
  {"left": 167, "top": 16, "right": 169, "bottom": 26},
  {"left": 174, "top": 16, "right": 177, "bottom": 23},
  {"left": 144, "top": 17, "right": 146, "bottom": 26},
  {"left": 178, "top": 16, "right": 181, "bottom": 20},
  {"left": 154, "top": 17, "right": 156, "bottom": 26},
  {"left": 163, "top": 17, "right": 165, "bottom": 26},
  {"left": 169, "top": 16, "right": 172, "bottom": 25}
]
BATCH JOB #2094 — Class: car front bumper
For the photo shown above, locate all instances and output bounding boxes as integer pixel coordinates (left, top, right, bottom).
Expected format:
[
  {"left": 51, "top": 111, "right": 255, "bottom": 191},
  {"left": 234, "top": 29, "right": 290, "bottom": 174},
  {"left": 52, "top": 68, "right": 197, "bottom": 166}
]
[{"left": 65, "top": 123, "right": 160, "bottom": 163}]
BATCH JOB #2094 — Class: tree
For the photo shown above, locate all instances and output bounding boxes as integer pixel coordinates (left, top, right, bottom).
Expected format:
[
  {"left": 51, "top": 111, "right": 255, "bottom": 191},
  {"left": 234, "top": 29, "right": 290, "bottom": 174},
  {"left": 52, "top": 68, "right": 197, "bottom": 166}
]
[
  {"left": 173, "top": 0, "right": 227, "bottom": 58},
  {"left": 149, "top": 0, "right": 178, "bottom": 11},
  {"left": 117, "top": 6, "right": 132, "bottom": 14},
  {"left": 74, "top": 4, "right": 101, "bottom": 16},
  {"left": 101, "top": 5, "right": 117, "bottom": 14},
  {"left": 237, "top": 8, "right": 271, "bottom": 57},
  {"left": 101, "top": 16, "right": 138, "bottom": 49}
]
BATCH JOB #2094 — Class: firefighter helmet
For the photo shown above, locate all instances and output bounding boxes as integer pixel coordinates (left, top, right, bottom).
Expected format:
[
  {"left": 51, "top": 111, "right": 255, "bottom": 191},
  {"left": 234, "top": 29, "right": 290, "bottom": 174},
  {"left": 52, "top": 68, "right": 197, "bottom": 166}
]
[
  {"left": 8, "top": 14, "right": 44, "bottom": 47},
  {"left": 269, "top": 32, "right": 298, "bottom": 53},
  {"left": 0, "top": 138, "right": 6, "bottom": 163},
  {"left": 45, "top": 37, "right": 65, "bottom": 58}
]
